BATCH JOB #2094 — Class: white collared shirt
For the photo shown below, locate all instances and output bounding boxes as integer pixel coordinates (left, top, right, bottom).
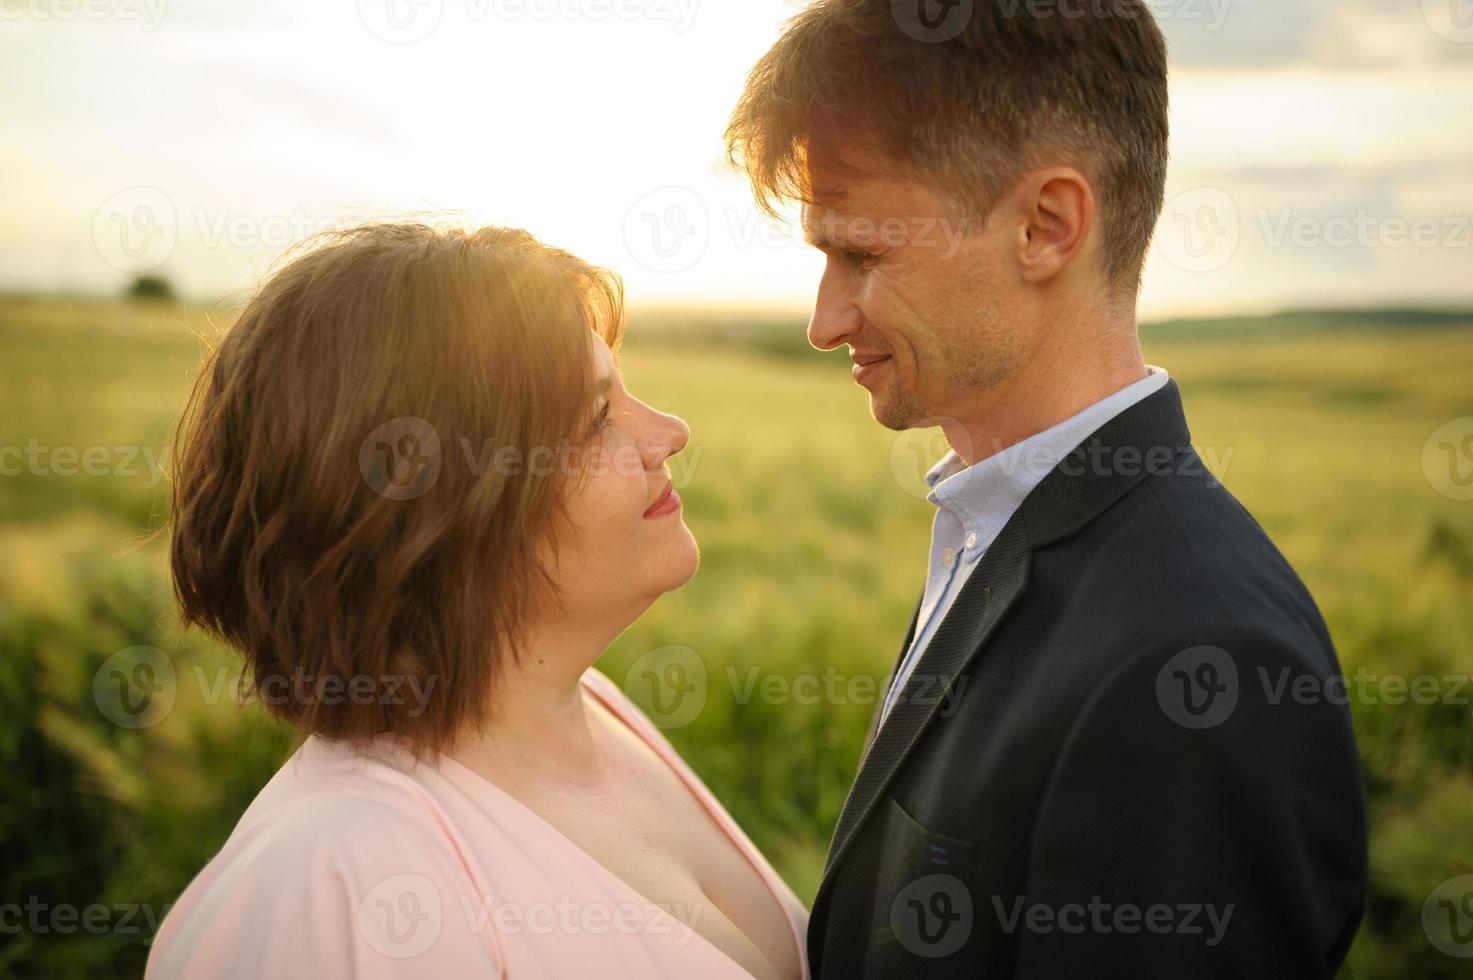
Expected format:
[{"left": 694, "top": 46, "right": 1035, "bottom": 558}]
[{"left": 878, "top": 367, "right": 1172, "bottom": 725}]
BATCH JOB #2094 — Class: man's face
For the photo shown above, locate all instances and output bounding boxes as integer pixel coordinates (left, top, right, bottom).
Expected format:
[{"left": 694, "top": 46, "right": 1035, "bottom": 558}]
[{"left": 801, "top": 154, "right": 1027, "bottom": 434}]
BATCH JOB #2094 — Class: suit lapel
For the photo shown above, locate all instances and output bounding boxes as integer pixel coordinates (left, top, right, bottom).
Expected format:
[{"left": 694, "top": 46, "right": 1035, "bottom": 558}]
[
  {"left": 818, "top": 518, "right": 1032, "bottom": 882},
  {"left": 861, "top": 596, "right": 923, "bottom": 750}
]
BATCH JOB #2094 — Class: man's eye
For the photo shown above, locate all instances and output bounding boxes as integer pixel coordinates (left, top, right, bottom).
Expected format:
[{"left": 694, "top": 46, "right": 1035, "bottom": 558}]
[{"left": 843, "top": 249, "right": 877, "bottom": 269}]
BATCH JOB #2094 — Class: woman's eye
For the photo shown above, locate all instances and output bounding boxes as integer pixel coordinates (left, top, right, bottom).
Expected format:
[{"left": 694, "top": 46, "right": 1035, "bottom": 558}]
[
  {"left": 589, "top": 402, "right": 612, "bottom": 435},
  {"left": 844, "top": 249, "right": 877, "bottom": 270}
]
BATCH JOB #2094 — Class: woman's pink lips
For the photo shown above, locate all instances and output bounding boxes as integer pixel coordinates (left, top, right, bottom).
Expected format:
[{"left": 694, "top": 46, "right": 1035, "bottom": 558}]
[{"left": 643, "top": 481, "right": 680, "bottom": 518}]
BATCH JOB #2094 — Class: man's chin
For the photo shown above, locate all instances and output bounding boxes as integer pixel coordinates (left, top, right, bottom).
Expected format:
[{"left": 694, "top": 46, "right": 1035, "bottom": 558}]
[{"left": 868, "top": 386, "right": 925, "bottom": 432}]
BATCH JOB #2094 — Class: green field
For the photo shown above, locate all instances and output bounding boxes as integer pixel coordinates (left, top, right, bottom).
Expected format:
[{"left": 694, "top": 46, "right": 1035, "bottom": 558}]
[{"left": 3, "top": 295, "right": 1472, "bottom": 977}]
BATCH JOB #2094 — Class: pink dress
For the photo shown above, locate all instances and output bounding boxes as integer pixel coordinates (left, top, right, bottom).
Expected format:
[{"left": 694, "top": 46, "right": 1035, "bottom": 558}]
[{"left": 147, "top": 668, "right": 809, "bottom": 979}]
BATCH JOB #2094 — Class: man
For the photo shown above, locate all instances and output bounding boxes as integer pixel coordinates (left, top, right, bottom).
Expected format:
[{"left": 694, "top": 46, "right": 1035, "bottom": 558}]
[{"left": 726, "top": 1, "right": 1367, "bottom": 976}]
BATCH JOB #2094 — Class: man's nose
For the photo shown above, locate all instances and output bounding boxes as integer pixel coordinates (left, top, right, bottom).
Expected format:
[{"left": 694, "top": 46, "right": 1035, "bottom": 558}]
[{"left": 807, "top": 264, "right": 861, "bottom": 351}]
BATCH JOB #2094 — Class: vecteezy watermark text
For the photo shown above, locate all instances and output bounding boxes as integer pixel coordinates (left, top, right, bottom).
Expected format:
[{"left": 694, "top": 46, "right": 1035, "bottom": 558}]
[
  {"left": 355, "top": 874, "right": 707, "bottom": 959},
  {"left": 0, "top": 898, "right": 171, "bottom": 946},
  {"left": 0, "top": 439, "right": 168, "bottom": 488},
  {"left": 1157, "top": 644, "right": 1473, "bottom": 730},
  {"left": 992, "top": 894, "right": 1235, "bottom": 947},
  {"left": 92, "top": 645, "right": 441, "bottom": 729},
  {"left": 0, "top": 0, "right": 168, "bottom": 30},
  {"left": 359, "top": 417, "right": 707, "bottom": 501}
]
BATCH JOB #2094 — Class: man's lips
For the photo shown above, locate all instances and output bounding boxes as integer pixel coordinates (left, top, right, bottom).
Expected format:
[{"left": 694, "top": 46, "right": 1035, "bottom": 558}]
[
  {"left": 851, "top": 352, "right": 892, "bottom": 383},
  {"left": 643, "top": 479, "right": 680, "bottom": 518}
]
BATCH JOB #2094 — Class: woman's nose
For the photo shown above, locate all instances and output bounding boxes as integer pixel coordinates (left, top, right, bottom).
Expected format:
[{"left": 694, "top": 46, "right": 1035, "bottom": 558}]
[{"left": 642, "top": 408, "right": 690, "bottom": 469}]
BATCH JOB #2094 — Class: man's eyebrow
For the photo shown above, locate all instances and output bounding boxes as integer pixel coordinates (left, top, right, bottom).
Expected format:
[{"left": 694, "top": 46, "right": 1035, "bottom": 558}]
[
  {"left": 802, "top": 219, "right": 847, "bottom": 251},
  {"left": 801, "top": 189, "right": 852, "bottom": 249}
]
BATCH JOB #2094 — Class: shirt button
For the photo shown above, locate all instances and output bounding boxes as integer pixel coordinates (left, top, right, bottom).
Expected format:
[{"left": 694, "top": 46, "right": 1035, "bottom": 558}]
[
  {"left": 942, "top": 547, "right": 957, "bottom": 569},
  {"left": 965, "top": 532, "right": 979, "bottom": 549}
]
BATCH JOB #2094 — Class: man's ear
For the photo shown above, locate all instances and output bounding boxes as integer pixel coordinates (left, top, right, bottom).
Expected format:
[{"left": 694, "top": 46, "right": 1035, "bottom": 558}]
[{"left": 1013, "top": 167, "right": 1095, "bottom": 284}]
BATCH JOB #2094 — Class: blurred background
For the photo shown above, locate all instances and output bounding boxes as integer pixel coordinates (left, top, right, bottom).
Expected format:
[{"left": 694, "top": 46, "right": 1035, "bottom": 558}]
[{"left": 2, "top": 1, "right": 1472, "bottom": 976}]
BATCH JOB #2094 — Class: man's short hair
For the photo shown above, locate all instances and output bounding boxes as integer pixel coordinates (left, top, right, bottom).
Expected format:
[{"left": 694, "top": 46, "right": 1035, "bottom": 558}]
[{"left": 726, "top": 0, "right": 1171, "bottom": 292}]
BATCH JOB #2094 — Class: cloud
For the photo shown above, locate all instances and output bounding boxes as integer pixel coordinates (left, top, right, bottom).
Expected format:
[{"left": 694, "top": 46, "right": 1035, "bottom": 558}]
[{"left": 1159, "top": 0, "right": 1473, "bottom": 71}]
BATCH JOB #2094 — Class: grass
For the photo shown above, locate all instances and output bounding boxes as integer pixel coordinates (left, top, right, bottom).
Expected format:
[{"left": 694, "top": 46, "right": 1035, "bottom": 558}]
[{"left": 2, "top": 294, "right": 1471, "bottom": 977}]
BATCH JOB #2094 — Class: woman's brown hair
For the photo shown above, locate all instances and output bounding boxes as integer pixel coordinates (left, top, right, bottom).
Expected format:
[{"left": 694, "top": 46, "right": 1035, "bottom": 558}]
[{"left": 170, "top": 223, "right": 623, "bottom": 754}]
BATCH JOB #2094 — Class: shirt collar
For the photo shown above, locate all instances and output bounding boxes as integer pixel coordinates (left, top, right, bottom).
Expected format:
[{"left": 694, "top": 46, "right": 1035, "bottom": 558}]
[{"left": 924, "top": 367, "right": 1171, "bottom": 563}]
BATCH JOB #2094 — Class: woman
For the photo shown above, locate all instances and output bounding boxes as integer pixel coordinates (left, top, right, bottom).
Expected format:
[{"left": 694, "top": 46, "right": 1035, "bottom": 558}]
[{"left": 147, "top": 224, "right": 807, "bottom": 979}]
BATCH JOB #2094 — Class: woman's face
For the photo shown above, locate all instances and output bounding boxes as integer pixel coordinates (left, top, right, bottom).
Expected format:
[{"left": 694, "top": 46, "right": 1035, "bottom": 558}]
[{"left": 541, "top": 336, "right": 698, "bottom": 627}]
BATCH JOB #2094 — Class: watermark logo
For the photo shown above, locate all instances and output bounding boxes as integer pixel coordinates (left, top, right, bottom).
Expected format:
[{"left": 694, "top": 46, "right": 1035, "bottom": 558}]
[
  {"left": 889, "top": 424, "right": 971, "bottom": 500},
  {"left": 357, "top": 0, "right": 444, "bottom": 42},
  {"left": 889, "top": 428, "right": 951, "bottom": 500},
  {"left": 1423, "top": 0, "right": 1473, "bottom": 43},
  {"left": 622, "top": 645, "right": 707, "bottom": 729},
  {"left": 92, "top": 645, "right": 176, "bottom": 729},
  {"left": 1156, "top": 645, "right": 1238, "bottom": 729},
  {"left": 1156, "top": 195, "right": 1469, "bottom": 270},
  {"left": 358, "top": 874, "right": 444, "bottom": 958},
  {"left": 92, "top": 187, "right": 176, "bottom": 275},
  {"left": 623, "top": 186, "right": 709, "bottom": 274},
  {"left": 1423, "top": 418, "right": 1473, "bottom": 502},
  {"left": 93, "top": 652, "right": 440, "bottom": 723},
  {"left": 1154, "top": 187, "right": 1240, "bottom": 273},
  {"left": 891, "top": 873, "right": 973, "bottom": 957},
  {"left": 1424, "top": 875, "right": 1473, "bottom": 957},
  {"left": 891, "top": 0, "right": 973, "bottom": 42},
  {"left": 360, "top": 417, "right": 443, "bottom": 501}
]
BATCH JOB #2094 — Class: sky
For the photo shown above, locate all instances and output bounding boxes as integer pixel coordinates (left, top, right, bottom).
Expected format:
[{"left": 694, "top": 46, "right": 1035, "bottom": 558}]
[{"left": 1, "top": 0, "right": 1470, "bottom": 319}]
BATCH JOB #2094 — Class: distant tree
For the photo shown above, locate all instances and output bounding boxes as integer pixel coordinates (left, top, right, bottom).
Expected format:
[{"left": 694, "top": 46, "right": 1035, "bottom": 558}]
[{"left": 125, "top": 274, "right": 176, "bottom": 301}]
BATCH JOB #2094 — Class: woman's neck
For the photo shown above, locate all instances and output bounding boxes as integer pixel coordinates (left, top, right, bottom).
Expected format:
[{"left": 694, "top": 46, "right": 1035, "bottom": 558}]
[{"left": 447, "top": 618, "right": 614, "bottom": 787}]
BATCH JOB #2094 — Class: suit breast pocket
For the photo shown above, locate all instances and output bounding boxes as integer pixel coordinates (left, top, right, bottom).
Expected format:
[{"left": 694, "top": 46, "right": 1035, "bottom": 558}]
[{"left": 871, "top": 795, "right": 980, "bottom": 968}]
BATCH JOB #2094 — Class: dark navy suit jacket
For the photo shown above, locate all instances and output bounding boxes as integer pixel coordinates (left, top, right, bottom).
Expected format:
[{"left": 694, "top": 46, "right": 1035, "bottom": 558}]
[{"left": 807, "top": 380, "right": 1367, "bottom": 978}]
